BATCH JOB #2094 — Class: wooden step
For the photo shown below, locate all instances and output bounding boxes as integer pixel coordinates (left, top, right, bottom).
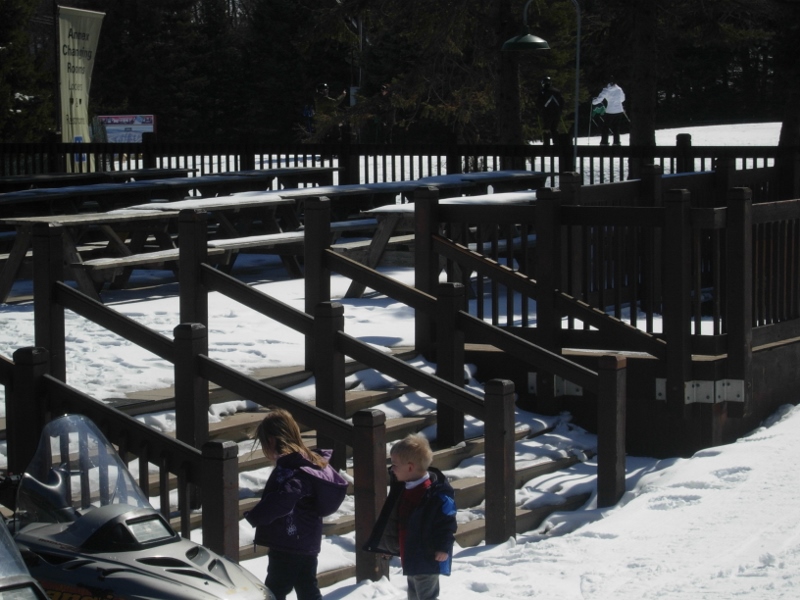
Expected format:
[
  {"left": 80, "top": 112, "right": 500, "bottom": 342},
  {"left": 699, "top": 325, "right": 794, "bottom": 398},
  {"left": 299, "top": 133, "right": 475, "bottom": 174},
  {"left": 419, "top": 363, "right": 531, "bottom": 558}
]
[
  {"left": 450, "top": 453, "right": 590, "bottom": 508},
  {"left": 453, "top": 492, "right": 592, "bottom": 548},
  {"left": 105, "top": 347, "right": 418, "bottom": 415}
]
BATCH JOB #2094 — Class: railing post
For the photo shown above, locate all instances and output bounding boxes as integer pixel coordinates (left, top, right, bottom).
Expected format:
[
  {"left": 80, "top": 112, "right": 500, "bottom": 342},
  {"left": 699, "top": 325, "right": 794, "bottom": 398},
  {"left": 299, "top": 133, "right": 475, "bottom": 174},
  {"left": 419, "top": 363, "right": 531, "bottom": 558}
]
[
  {"left": 8, "top": 347, "right": 50, "bottom": 475},
  {"left": 777, "top": 146, "right": 800, "bottom": 200},
  {"left": 141, "top": 132, "right": 157, "bottom": 168},
  {"left": 201, "top": 439, "right": 240, "bottom": 561},
  {"left": 676, "top": 133, "right": 693, "bottom": 173},
  {"left": 179, "top": 209, "right": 209, "bottom": 326},
  {"left": 713, "top": 158, "right": 736, "bottom": 208},
  {"left": 173, "top": 323, "right": 209, "bottom": 450},
  {"left": 240, "top": 138, "right": 256, "bottom": 171},
  {"left": 484, "top": 379, "right": 516, "bottom": 545},
  {"left": 32, "top": 223, "right": 67, "bottom": 381},
  {"left": 445, "top": 141, "right": 462, "bottom": 175},
  {"left": 725, "top": 187, "right": 753, "bottom": 419},
  {"left": 597, "top": 355, "right": 627, "bottom": 508},
  {"left": 338, "top": 141, "right": 360, "bottom": 185},
  {"left": 413, "top": 186, "right": 441, "bottom": 359},
  {"left": 558, "top": 135, "right": 575, "bottom": 173},
  {"left": 435, "top": 282, "right": 465, "bottom": 447},
  {"left": 304, "top": 198, "right": 332, "bottom": 370},
  {"left": 640, "top": 164, "right": 663, "bottom": 207},
  {"left": 352, "top": 409, "right": 388, "bottom": 582},
  {"left": 532, "top": 189, "right": 561, "bottom": 414},
  {"left": 46, "top": 131, "right": 65, "bottom": 173},
  {"left": 314, "top": 302, "right": 347, "bottom": 471},
  {"left": 559, "top": 172, "right": 584, "bottom": 304},
  {"left": 663, "top": 189, "right": 692, "bottom": 417},
  {"left": 640, "top": 164, "right": 664, "bottom": 313},
  {"left": 557, "top": 171, "right": 582, "bottom": 205}
]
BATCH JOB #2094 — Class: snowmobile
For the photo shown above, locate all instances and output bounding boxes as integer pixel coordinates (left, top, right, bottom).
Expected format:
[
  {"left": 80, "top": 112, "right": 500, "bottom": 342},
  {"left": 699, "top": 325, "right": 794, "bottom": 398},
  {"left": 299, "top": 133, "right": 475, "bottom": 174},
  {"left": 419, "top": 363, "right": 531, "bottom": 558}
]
[
  {"left": 0, "top": 516, "right": 48, "bottom": 600},
  {"left": 3, "top": 414, "right": 275, "bottom": 600}
]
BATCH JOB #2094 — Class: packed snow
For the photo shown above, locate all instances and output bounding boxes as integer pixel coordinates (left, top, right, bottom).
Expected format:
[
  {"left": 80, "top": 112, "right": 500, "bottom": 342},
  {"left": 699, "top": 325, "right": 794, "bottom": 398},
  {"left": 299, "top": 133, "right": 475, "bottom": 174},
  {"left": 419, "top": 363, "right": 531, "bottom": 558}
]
[{"left": 1, "top": 122, "right": 795, "bottom": 600}]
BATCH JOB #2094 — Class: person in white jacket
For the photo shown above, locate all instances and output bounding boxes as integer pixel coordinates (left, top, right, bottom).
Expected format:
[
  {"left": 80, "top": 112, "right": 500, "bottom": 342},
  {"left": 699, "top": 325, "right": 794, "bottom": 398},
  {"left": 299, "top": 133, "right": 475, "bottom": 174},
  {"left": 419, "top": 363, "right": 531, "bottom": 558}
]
[{"left": 592, "top": 78, "right": 626, "bottom": 145}]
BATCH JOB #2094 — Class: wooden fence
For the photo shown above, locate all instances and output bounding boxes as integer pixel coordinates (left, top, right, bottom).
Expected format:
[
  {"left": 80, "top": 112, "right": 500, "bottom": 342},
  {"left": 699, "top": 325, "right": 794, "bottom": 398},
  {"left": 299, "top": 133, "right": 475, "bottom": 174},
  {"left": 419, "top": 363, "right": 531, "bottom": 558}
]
[
  {"left": 1, "top": 137, "right": 793, "bottom": 190},
  {"left": 0, "top": 206, "right": 628, "bottom": 580},
  {"left": 376, "top": 163, "right": 800, "bottom": 456}
]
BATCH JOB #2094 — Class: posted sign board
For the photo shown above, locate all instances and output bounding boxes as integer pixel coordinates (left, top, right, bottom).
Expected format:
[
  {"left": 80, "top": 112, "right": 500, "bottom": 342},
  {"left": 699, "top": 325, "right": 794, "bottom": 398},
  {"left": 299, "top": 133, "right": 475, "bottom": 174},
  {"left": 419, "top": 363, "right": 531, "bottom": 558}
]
[{"left": 97, "top": 115, "right": 156, "bottom": 143}]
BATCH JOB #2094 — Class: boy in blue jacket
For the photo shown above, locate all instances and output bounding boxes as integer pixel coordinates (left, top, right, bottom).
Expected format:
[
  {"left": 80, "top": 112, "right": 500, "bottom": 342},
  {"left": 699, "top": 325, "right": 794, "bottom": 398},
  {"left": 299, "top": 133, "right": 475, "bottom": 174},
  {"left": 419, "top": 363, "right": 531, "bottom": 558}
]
[{"left": 364, "top": 433, "right": 457, "bottom": 600}]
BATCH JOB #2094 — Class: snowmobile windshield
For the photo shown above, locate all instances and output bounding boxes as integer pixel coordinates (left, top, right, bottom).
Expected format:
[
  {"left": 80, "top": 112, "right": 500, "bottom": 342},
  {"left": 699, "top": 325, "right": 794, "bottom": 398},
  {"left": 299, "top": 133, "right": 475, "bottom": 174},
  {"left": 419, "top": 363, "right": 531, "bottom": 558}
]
[{"left": 15, "top": 415, "right": 151, "bottom": 527}]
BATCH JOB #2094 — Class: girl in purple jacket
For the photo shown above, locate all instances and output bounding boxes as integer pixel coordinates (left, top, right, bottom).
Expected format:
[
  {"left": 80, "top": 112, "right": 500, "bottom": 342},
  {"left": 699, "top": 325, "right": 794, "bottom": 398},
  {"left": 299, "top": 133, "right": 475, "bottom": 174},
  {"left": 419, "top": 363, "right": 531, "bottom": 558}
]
[{"left": 246, "top": 408, "right": 348, "bottom": 600}]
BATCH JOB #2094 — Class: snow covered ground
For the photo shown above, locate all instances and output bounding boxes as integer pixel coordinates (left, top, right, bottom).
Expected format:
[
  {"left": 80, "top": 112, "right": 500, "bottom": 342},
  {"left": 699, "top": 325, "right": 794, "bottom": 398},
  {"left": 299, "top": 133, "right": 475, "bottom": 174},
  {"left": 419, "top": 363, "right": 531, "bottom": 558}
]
[{"left": 1, "top": 122, "right": 795, "bottom": 599}]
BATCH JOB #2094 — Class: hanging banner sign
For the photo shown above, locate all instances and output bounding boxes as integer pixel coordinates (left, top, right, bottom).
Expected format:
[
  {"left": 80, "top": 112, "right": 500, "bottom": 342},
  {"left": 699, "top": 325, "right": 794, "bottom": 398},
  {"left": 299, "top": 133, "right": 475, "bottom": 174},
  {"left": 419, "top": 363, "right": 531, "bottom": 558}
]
[{"left": 58, "top": 6, "right": 104, "bottom": 154}]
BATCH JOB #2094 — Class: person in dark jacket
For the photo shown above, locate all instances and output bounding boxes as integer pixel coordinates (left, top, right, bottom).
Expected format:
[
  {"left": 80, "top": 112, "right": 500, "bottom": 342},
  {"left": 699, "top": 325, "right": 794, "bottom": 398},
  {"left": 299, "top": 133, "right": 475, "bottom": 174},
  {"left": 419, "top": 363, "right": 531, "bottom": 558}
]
[
  {"left": 245, "top": 408, "right": 348, "bottom": 600},
  {"left": 364, "top": 433, "right": 457, "bottom": 600},
  {"left": 536, "top": 76, "right": 565, "bottom": 146}
]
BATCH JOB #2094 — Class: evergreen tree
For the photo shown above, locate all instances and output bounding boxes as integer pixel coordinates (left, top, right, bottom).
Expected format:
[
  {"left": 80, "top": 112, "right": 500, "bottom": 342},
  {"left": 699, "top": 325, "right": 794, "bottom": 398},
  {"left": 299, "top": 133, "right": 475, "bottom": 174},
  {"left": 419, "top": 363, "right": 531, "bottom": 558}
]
[{"left": 0, "top": 0, "right": 54, "bottom": 142}]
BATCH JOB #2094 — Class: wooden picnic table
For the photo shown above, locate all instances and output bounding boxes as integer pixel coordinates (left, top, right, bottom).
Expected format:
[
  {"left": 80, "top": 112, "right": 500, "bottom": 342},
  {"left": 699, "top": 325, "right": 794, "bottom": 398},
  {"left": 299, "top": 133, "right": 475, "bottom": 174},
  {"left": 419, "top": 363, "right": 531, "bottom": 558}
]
[
  {"left": 0, "top": 167, "right": 333, "bottom": 216},
  {"left": 416, "top": 170, "right": 549, "bottom": 194},
  {"left": 0, "top": 208, "right": 181, "bottom": 302},
  {"left": 218, "top": 166, "right": 339, "bottom": 188},
  {"left": 124, "top": 191, "right": 299, "bottom": 238},
  {"left": 0, "top": 192, "right": 301, "bottom": 301},
  {"left": 275, "top": 179, "right": 472, "bottom": 220},
  {"left": 0, "top": 168, "right": 193, "bottom": 193},
  {"left": 344, "top": 190, "right": 540, "bottom": 298}
]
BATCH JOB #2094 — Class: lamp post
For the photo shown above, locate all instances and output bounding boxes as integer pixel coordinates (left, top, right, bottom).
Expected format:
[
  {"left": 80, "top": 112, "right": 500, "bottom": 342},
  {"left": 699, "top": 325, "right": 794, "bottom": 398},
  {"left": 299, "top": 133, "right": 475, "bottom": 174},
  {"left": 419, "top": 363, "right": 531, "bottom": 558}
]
[{"left": 503, "top": 0, "right": 581, "bottom": 167}]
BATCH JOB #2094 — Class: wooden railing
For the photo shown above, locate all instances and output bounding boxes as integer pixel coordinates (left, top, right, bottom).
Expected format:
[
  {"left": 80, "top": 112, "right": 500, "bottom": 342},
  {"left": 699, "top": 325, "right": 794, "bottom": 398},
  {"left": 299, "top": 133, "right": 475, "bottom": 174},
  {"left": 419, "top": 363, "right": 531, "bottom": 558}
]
[
  {"left": 300, "top": 197, "right": 628, "bottom": 508},
  {"left": 20, "top": 221, "right": 396, "bottom": 581},
  {"left": 5, "top": 207, "right": 605, "bottom": 583},
  {"left": 1, "top": 138, "right": 791, "bottom": 190},
  {"left": 5, "top": 350, "right": 239, "bottom": 558}
]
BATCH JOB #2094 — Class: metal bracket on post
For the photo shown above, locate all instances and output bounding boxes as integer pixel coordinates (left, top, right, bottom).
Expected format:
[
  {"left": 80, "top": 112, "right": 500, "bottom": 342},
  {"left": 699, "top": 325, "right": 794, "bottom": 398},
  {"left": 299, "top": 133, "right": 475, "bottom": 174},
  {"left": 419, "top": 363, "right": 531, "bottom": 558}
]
[
  {"left": 555, "top": 375, "right": 583, "bottom": 397},
  {"left": 655, "top": 378, "right": 745, "bottom": 404}
]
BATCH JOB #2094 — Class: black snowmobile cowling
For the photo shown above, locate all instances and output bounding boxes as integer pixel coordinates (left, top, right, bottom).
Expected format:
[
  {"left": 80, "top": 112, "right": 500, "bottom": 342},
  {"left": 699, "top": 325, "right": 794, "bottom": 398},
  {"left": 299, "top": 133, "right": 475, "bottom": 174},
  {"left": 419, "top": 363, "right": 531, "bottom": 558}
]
[{"left": 5, "top": 414, "right": 276, "bottom": 600}]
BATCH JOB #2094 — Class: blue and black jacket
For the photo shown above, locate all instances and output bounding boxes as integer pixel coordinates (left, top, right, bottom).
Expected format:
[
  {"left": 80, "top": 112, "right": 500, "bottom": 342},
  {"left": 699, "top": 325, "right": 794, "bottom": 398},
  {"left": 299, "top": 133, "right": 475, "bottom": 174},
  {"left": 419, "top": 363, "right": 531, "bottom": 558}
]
[{"left": 363, "top": 466, "right": 457, "bottom": 576}]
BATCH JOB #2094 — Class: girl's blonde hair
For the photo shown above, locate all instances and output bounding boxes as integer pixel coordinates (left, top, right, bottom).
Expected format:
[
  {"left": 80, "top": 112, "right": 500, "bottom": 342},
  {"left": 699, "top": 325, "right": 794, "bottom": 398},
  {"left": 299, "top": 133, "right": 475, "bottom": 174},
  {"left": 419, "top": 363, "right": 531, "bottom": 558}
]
[
  {"left": 391, "top": 433, "right": 433, "bottom": 470},
  {"left": 256, "top": 407, "right": 327, "bottom": 469}
]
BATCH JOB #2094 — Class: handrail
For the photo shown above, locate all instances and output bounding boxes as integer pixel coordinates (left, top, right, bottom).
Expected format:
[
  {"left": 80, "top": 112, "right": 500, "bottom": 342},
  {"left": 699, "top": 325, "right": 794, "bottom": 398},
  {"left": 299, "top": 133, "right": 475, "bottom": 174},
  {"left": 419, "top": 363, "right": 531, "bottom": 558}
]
[
  {"left": 197, "top": 355, "right": 353, "bottom": 440},
  {"left": 200, "top": 265, "right": 314, "bottom": 334},
  {"left": 335, "top": 331, "right": 486, "bottom": 420},
  {"left": 55, "top": 282, "right": 175, "bottom": 361}
]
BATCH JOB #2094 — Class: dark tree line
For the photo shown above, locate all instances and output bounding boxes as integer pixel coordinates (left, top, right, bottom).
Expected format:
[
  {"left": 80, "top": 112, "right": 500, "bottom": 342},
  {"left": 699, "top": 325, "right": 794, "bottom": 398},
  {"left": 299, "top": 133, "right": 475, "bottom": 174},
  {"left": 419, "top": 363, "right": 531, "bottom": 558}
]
[{"left": 1, "top": 0, "right": 798, "bottom": 146}]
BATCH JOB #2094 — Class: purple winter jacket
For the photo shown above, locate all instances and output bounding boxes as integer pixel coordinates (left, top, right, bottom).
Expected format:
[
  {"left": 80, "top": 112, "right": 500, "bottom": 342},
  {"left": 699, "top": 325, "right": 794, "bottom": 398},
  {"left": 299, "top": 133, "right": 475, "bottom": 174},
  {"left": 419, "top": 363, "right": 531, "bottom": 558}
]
[{"left": 245, "top": 450, "right": 348, "bottom": 555}]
